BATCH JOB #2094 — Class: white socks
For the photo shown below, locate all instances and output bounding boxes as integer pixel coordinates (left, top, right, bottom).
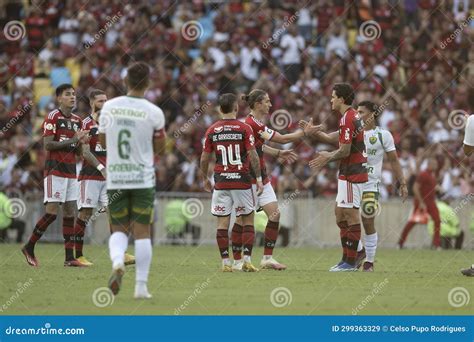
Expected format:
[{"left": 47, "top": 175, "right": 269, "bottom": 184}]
[
  {"left": 109, "top": 232, "right": 128, "bottom": 269},
  {"left": 357, "top": 240, "right": 364, "bottom": 252},
  {"left": 243, "top": 255, "right": 251, "bottom": 263},
  {"left": 364, "top": 233, "right": 378, "bottom": 263},
  {"left": 135, "top": 238, "right": 152, "bottom": 284}
]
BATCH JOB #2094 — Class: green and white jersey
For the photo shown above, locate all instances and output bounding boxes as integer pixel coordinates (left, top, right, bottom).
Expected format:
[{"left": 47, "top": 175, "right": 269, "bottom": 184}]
[
  {"left": 98, "top": 96, "right": 165, "bottom": 190},
  {"left": 363, "top": 126, "right": 396, "bottom": 192}
]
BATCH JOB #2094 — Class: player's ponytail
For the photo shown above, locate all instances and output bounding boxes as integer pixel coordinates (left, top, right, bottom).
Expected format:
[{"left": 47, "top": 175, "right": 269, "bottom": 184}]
[{"left": 241, "top": 89, "right": 267, "bottom": 109}]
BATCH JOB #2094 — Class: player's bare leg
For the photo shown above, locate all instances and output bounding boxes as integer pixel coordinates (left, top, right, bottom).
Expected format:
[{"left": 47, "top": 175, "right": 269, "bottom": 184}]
[
  {"left": 260, "top": 202, "right": 287, "bottom": 270},
  {"left": 22, "top": 202, "right": 59, "bottom": 267},
  {"left": 216, "top": 215, "right": 232, "bottom": 272},
  {"left": 132, "top": 221, "right": 153, "bottom": 299},
  {"left": 75, "top": 208, "right": 93, "bottom": 266},
  {"left": 241, "top": 211, "right": 259, "bottom": 272},
  {"left": 108, "top": 223, "right": 130, "bottom": 295}
]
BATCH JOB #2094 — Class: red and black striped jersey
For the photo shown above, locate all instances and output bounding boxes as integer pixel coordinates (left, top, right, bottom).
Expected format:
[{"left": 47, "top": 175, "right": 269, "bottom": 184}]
[
  {"left": 338, "top": 108, "right": 368, "bottom": 183},
  {"left": 203, "top": 119, "right": 256, "bottom": 190},
  {"left": 78, "top": 114, "right": 106, "bottom": 181},
  {"left": 244, "top": 114, "right": 275, "bottom": 184},
  {"left": 42, "top": 109, "right": 82, "bottom": 179}
]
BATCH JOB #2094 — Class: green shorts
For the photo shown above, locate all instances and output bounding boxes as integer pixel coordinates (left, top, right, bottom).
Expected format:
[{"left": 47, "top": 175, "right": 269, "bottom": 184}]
[
  {"left": 107, "top": 188, "right": 155, "bottom": 226},
  {"left": 361, "top": 191, "right": 379, "bottom": 218}
]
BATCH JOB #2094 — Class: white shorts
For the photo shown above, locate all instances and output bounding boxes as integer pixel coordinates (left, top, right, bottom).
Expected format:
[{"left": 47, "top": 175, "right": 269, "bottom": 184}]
[
  {"left": 211, "top": 188, "right": 255, "bottom": 217},
  {"left": 363, "top": 181, "right": 379, "bottom": 193},
  {"left": 252, "top": 182, "right": 277, "bottom": 209},
  {"left": 77, "top": 179, "right": 108, "bottom": 210},
  {"left": 336, "top": 179, "right": 364, "bottom": 209},
  {"left": 43, "top": 175, "right": 79, "bottom": 204}
]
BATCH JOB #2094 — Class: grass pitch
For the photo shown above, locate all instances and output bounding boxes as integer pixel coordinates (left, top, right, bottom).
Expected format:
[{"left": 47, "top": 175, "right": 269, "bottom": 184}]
[{"left": 0, "top": 244, "right": 472, "bottom": 315}]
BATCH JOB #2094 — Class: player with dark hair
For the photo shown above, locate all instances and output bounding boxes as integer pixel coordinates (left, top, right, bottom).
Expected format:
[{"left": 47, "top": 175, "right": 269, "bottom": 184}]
[
  {"left": 201, "top": 93, "right": 263, "bottom": 272},
  {"left": 231, "top": 89, "right": 303, "bottom": 271},
  {"left": 22, "top": 84, "right": 89, "bottom": 267},
  {"left": 99, "top": 62, "right": 166, "bottom": 298},
  {"left": 398, "top": 157, "right": 441, "bottom": 249},
  {"left": 303, "top": 83, "right": 368, "bottom": 271},
  {"left": 355, "top": 100, "right": 408, "bottom": 271}
]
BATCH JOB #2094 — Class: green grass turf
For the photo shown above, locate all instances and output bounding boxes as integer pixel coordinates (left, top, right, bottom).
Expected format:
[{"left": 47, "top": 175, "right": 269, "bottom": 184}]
[{"left": 0, "top": 244, "right": 472, "bottom": 315}]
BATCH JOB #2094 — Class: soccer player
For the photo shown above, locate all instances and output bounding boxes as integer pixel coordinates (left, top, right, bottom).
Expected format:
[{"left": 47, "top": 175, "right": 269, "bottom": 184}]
[
  {"left": 99, "top": 62, "right": 166, "bottom": 299},
  {"left": 307, "top": 83, "right": 368, "bottom": 271},
  {"left": 232, "top": 89, "right": 307, "bottom": 271},
  {"left": 461, "top": 110, "right": 473, "bottom": 276},
  {"left": 200, "top": 93, "right": 264, "bottom": 272},
  {"left": 355, "top": 101, "right": 408, "bottom": 271},
  {"left": 75, "top": 89, "right": 135, "bottom": 266},
  {"left": 398, "top": 157, "right": 441, "bottom": 249},
  {"left": 22, "top": 84, "right": 88, "bottom": 267}
]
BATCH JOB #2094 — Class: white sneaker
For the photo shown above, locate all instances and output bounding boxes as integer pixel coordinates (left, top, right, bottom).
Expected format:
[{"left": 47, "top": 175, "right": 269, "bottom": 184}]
[
  {"left": 260, "top": 257, "right": 287, "bottom": 270},
  {"left": 134, "top": 283, "right": 153, "bottom": 299},
  {"left": 232, "top": 260, "right": 243, "bottom": 271}
]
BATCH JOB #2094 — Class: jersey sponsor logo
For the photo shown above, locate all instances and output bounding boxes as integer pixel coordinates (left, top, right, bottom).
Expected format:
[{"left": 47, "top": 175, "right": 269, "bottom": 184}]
[
  {"left": 221, "top": 173, "right": 242, "bottom": 179},
  {"left": 368, "top": 149, "right": 376, "bottom": 156},
  {"left": 235, "top": 206, "right": 245, "bottom": 213},
  {"left": 214, "top": 126, "right": 224, "bottom": 133},
  {"left": 369, "top": 136, "right": 377, "bottom": 145},
  {"left": 45, "top": 123, "right": 54, "bottom": 131},
  {"left": 213, "top": 205, "right": 225, "bottom": 212}
]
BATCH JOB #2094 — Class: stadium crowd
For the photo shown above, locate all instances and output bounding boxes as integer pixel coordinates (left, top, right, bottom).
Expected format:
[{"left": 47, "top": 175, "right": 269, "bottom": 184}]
[{"left": 0, "top": 0, "right": 473, "bottom": 201}]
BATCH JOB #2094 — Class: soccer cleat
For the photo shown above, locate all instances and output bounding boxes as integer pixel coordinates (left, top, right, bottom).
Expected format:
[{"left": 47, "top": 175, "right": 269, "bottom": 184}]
[
  {"left": 461, "top": 266, "right": 474, "bottom": 277},
  {"left": 76, "top": 256, "right": 93, "bottom": 266},
  {"left": 222, "top": 264, "right": 233, "bottom": 272},
  {"left": 21, "top": 246, "right": 39, "bottom": 267},
  {"left": 329, "top": 262, "right": 358, "bottom": 272},
  {"left": 329, "top": 260, "right": 344, "bottom": 271},
  {"left": 356, "top": 248, "right": 366, "bottom": 269},
  {"left": 260, "top": 257, "right": 287, "bottom": 270},
  {"left": 242, "top": 262, "right": 259, "bottom": 272},
  {"left": 362, "top": 261, "right": 374, "bottom": 272},
  {"left": 64, "top": 259, "right": 87, "bottom": 267},
  {"left": 134, "top": 291, "right": 153, "bottom": 299},
  {"left": 108, "top": 265, "right": 125, "bottom": 295},
  {"left": 124, "top": 253, "right": 135, "bottom": 266},
  {"left": 232, "top": 260, "right": 243, "bottom": 271}
]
